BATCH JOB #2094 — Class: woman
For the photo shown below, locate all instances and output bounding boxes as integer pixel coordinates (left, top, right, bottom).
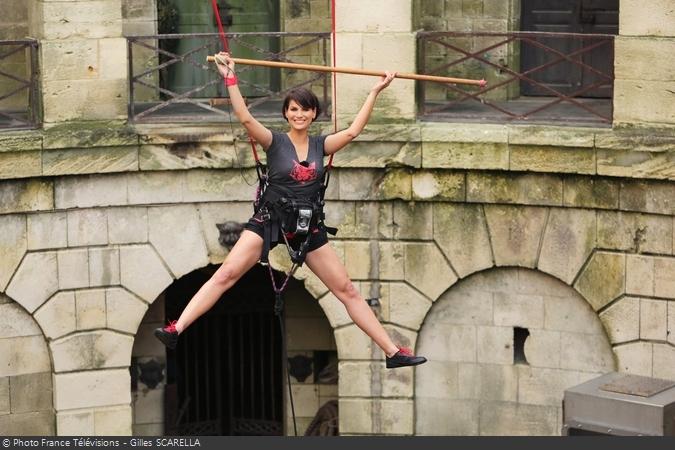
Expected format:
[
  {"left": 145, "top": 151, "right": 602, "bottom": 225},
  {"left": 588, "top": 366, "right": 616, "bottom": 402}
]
[{"left": 155, "top": 52, "right": 426, "bottom": 369}]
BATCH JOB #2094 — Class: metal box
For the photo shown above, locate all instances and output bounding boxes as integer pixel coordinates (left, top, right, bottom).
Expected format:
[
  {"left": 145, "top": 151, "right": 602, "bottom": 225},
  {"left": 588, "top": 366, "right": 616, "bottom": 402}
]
[{"left": 562, "top": 372, "right": 675, "bottom": 436}]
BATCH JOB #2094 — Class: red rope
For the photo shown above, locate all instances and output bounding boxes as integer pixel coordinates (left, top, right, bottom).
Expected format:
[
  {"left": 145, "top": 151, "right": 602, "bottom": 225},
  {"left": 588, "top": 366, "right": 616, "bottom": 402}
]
[
  {"left": 327, "top": 0, "right": 337, "bottom": 169},
  {"left": 210, "top": 0, "right": 260, "bottom": 164}
]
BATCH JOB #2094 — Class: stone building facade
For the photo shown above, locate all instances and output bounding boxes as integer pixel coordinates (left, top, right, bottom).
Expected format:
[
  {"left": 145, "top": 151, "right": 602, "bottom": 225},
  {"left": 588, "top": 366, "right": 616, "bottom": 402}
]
[{"left": 1, "top": 0, "right": 675, "bottom": 437}]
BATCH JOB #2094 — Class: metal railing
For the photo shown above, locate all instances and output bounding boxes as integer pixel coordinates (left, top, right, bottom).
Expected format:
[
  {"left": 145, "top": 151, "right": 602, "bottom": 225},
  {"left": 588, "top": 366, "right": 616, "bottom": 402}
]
[
  {"left": 0, "top": 39, "right": 41, "bottom": 130},
  {"left": 418, "top": 31, "right": 615, "bottom": 126},
  {"left": 127, "top": 32, "right": 331, "bottom": 123}
]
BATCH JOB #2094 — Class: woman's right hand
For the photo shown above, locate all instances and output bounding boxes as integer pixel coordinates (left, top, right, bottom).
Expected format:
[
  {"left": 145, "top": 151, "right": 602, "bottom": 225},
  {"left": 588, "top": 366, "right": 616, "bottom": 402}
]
[{"left": 215, "top": 51, "right": 236, "bottom": 79}]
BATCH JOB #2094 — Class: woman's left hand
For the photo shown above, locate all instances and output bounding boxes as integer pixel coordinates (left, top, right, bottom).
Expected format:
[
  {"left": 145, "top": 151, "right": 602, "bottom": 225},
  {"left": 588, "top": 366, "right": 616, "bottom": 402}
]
[{"left": 371, "top": 71, "right": 396, "bottom": 93}]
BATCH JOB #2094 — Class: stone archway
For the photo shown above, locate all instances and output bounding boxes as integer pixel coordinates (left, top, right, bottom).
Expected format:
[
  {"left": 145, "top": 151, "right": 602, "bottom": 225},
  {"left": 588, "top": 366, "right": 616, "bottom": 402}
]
[
  {"left": 0, "top": 293, "right": 55, "bottom": 435},
  {"left": 414, "top": 267, "right": 615, "bottom": 436}
]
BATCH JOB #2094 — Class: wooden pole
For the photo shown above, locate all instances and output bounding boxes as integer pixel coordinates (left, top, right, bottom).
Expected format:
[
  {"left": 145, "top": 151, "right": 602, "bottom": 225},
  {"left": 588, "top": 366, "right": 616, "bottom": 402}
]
[{"left": 206, "top": 56, "right": 486, "bottom": 87}]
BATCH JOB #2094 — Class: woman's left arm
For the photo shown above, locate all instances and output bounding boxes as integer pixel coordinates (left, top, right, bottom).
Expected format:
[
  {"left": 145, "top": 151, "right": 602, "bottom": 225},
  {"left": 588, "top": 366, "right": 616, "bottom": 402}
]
[{"left": 324, "top": 71, "right": 396, "bottom": 155}]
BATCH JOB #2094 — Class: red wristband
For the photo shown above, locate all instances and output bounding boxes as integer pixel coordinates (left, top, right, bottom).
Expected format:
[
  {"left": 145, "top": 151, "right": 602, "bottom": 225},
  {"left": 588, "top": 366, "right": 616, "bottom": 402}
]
[{"left": 225, "top": 75, "right": 238, "bottom": 87}]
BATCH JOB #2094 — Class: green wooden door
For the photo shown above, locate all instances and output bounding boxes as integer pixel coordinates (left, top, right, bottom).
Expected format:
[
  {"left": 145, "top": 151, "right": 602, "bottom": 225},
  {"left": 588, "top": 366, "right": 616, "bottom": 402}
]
[{"left": 166, "top": 0, "right": 279, "bottom": 98}]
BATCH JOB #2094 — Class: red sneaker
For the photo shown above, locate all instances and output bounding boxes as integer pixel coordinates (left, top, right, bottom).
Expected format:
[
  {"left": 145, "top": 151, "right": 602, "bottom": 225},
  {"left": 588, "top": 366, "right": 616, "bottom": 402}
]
[
  {"left": 154, "top": 320, "right": 179, "bottom": 349},
  {"left": 386, "top": 347, "right": 427, "bottom": 369}
]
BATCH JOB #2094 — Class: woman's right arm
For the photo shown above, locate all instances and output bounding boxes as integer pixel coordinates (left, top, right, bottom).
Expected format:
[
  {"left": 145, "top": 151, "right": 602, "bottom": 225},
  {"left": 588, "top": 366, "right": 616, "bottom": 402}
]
[{"left": 216, "top": 52, "right": 273, "bottom": 149}]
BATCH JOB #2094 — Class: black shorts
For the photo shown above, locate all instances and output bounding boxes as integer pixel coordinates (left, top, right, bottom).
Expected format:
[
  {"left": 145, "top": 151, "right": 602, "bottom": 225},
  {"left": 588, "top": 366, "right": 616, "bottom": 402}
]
[{"left": 244, "top": 212, "right": 329, "bottom": 253}]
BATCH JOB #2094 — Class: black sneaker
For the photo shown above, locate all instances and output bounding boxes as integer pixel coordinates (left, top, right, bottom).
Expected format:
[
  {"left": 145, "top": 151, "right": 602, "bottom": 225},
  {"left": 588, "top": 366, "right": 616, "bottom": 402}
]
[
  {"left": 386, "top": 347, "right": 427, "bottom": 369},
  {"left": 154, "top": 320, "right": 179, "bottom": 349}
]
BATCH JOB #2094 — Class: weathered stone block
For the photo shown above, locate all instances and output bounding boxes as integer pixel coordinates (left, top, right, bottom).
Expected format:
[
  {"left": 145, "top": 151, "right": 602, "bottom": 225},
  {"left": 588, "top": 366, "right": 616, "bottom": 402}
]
[
  {"left": 57, "top": 410, "right": 94, "bottom": 436},
  {"left": 0, "top": 151, "right": 41, "bottom": 179},
  {"left": 494, "top": 292, "right": 544, "bottom": 329},
  {"left": 6, "top": 251, "right": 59, "bottom": 313},
  {"left": 0, "top": 411, "right": 55, "bottom": 436},
  {"left": 508, "top": 126, "right": 595, "bottom": 148},
  {"left": 432, "top": 203, "right": 493, "bottom": 278},
  {"left": 343, "top": 240, "right": 371, "bottom": 280},
  {"left": 94, "top": 405, "right": 132, "bottom": 435},
  {"left": 318, "top": 291, "right": 352, "bottom": 329},
  {"left": 55, "top": 173, "right": 128, "bottom": 209},
  {"left": 0, "top": 335, "right": 51, "bottom": 377},
  {"left": 53, "top": 369, "right": 131, "bottom": 410},
  {"left": 476, "top": 326, "right": 513, "bottom": 365},
  {"left": 58, "top": 248, "right": 90, "bottom": 289},
  {"left": 0, "top": 133, "right": 41, "bottom": 153},
  {"left": 386, "top": 282, "right": 432, "bottom": 330},
  {"left": 75, "top": 289, "right": 106, "bottom": 330},
  {"left": 51, "top": 330, "right": 133, "bottom": 372},
  {"left": 34, "top": 291, "right": 77, "bottom": 340},
  {"left": 415, "top": 398, "right": 479, "bottom": 435},
  {"left": 523, "top": 329, "right": 561, "bottom": 369},
  {"left": 106, "top": 288, "right": 148, "bottom": 334},
  {"left": 412, "top": 171, "right": 465, "bottom": 202},
  {"left": 517, "top": 366, "right": 595, "bottom": 407},
  {"left": 336, "top": 0, "right": 411, "bottom": 32},
  {"left": 67, "top": 209, "right": 108, "bottom": 247},
  {"left": 376, "top": 169, "right": 412, "bottom": 200},
  {"left": 42, "top": 122, "right": 138, "bottom": 150},
  {"left": 597, "top": 148, "right": 675, "bottom": 180},
  {"left": 626, "top": 255, "right": 654, "bottom": 297},
  {"left": 392, "top": 201, "right": 433, "bottom": 240},
  {"left": 574, "top": 252, "right": 625, "bottom": 311},
  {"left": 9, "top": 372, "right": 52, "bottom": 413},
  {"left": 0, "top": 179, "right": 54, "bottom": 214},
  {"left": 0, "top": 377, "right": 8, "bottom": 415},
  {"left": 416, "top": 360, "right": 459, "bottom": 400},
  {"left": 560, "top": 333, "right": 614, "bottom": 373},
  {"left": 432, "top": 286, "right": 493, "bottom": 326},
  {"left": 422, "top": 324, "right": 476, "bottom": 363},
  {"left": 334, "top": 141, "right": 421, "bottom": 169},
  {"left": 338, "top": 361, "right": 373, "bottom": 397},
  {"left": 40, "top": 39, "right": 98, "bottom": 82},
  {"left": 467, "top": 173, "right": 563, "bottom": 206},
  {"left": 404, "top": 242, "right": 457, "bottom": 300},
  {"left": 614, "top": 79, "right": 675, "bottom": 125},
  {"left": 43, "top": 146, "right": 138, "bottom": 176},
  {"left": 334, "top": 324, "right": 375, "bottom": 360},
  {"left": 120, "top": 245, "right": 173, "bottom": 303},
  {"left": 423, "top": 142, "right": 509, "bottom": 170},
  {"left": 538, "top": 208, "right": 596, "bottom": 285},
  {"left": 655, "top": 257, "right": 675, "bottom": 299},
  {"left": 0, "top": 214, "right": 26, "bottom": 292},
  {"left": 614, "top": 342, "right": 652, "bottom": 377},
  {"left": 544, "top": 293, "right": 605, "bottom": 335},
  {"left": 89, "top": 247, "right": 120, "bottom": 287},
  {"left": 184, "top": 169, "right": 254, "bottom": 203},
  {"left": 484, "top": 205, "right": 547, "bottom": 268},
  {"left": 107, "top": 206, "right": 148, "bottom": 244},
  {"left": 27, "top": 211, "right": 67, "bottom": 250},
  {"left": 653, "top": 344, "right": 675, "bottom": 381},
  {"left": 510, "top": 145, "right": 595, "bottom": 174},
  {"left": 148, "top": 205, "right": 209, "bottom": 279},
  {"left": 597, "top": 211, "right": 673, "bottom": 254},
  {"left": 338, "top": 399, "right": 372, "bottom": 434},
  {"left": 620, "top": 180, "right": 675, "bottom": 215},
  {"left": 378, "top": 241, "right": 405, "bottom": 280},
  {"left": 420, "top": 123, "right": 508, "bottom": 143},
  {"left": 641, "top": 298, "right": 668, "bottom": 341},
  {"left": 0, "top": 303, "right": 41, "bottom": 339},
  {"left": 599, "top": 296, "right": 640, "bottom": 344},
  {"left": 563, "top": 176, "right": 619, "bottom": 209},
  {"left": 379, "top": 399, "right": 414, "bottom": 435},
  {"left": 479, "top": 401, "right": 559, "bottom": 436},
  {"left": 619, "top": 0, "right": 675, "bottom": 37}
]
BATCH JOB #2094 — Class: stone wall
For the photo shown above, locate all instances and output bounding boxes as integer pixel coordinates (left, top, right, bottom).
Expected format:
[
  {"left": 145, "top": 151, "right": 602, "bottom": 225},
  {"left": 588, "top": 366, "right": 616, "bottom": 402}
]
[
  {"left": 0, "top": 294, "right": 55, "bottom": 435},
  {"left": 613, "top": 0, "right": 675, "bottom": 127}
]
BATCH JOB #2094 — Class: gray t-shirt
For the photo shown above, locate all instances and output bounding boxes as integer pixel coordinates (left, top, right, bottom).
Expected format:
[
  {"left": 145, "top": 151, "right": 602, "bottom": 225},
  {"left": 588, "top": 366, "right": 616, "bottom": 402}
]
[{"left": 265, "top": 131, "right": 328, "bottom": 199}]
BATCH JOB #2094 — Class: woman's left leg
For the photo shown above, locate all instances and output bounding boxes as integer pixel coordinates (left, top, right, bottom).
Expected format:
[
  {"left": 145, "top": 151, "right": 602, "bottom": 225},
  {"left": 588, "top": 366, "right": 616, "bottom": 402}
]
[{"left": 304, "top": 243, "right": 400, "bottom": 357}]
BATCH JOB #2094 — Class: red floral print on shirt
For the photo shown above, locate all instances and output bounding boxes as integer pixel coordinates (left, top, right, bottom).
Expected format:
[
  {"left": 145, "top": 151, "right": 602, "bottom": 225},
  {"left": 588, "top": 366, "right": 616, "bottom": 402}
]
[{"left": 290, "top": 160, "right": 317, "bottom": 183}]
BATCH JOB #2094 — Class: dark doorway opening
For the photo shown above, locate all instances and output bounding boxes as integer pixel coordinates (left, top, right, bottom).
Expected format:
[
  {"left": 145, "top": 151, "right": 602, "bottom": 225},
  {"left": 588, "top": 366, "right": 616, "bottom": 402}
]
[
  {"left": 520, "top": 0, "right": 619, "bottom": 98},
  {"left": 163, "top": 264, "right": 285, "bottom": 436}
]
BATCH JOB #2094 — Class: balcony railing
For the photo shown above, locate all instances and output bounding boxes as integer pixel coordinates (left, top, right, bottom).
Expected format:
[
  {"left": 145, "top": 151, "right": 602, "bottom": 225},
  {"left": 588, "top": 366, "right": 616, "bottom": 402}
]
[
  {"left": 418, "top": 31, "right": 615, "bottom": 126},
  {"left": 127, "top": 32, "right": 331, "bottom": 123},
  {"left": 0, "top": 39, "right": 41, "bottom": 130}
]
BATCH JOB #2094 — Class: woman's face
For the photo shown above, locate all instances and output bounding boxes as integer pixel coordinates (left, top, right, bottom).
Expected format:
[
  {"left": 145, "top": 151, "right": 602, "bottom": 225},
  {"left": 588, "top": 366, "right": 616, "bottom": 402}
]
[{"left": 284, "top": 99, "right": 316, "bottom": 131}]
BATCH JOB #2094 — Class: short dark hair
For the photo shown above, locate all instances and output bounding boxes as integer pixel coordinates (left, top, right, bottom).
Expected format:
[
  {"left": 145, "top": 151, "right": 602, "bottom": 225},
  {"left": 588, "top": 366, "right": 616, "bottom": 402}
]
[{"left": 282, "top": 88, "right": 322, "bottom": 120}]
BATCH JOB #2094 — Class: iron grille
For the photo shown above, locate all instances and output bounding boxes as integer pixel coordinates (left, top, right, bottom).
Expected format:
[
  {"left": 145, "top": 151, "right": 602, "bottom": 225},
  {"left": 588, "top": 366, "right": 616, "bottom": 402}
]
[{"left": 0, "top": 39, "right": 41, "bottom": 130}]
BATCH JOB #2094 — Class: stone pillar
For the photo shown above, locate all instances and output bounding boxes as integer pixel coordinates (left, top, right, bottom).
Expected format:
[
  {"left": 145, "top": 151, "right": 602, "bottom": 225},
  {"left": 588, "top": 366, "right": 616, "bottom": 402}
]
[
  {"left": 333, "top": 0, "right": 416, "bottom": 125},
  {"left": 28, "top": 0, "right": 127, "bottom": 123},
  {"left": 613, "top": 0, "right": 675, "bottom": 126}
]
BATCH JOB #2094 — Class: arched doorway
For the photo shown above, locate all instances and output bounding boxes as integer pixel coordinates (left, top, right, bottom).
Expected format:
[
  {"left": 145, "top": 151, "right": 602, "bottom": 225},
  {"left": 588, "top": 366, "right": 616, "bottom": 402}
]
[{"left": 163, "top": 264, "right": 284, "bottom": 435}]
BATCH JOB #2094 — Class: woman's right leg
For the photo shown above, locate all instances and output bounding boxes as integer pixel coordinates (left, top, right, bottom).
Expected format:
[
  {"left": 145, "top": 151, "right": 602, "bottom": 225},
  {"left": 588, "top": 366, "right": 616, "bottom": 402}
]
[{"left": 174, "top": 229, "right": 263, "bottom": 333}]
